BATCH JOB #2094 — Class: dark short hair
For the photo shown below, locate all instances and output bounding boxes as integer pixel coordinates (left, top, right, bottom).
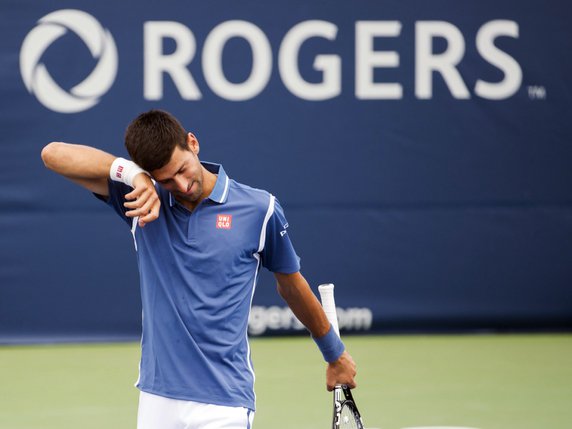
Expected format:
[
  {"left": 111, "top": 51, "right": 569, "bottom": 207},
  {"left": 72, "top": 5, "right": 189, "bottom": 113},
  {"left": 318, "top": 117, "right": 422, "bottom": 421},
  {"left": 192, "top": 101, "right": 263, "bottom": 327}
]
[{"left": 124, "top": 110, "right": 188, "bottom": 171}]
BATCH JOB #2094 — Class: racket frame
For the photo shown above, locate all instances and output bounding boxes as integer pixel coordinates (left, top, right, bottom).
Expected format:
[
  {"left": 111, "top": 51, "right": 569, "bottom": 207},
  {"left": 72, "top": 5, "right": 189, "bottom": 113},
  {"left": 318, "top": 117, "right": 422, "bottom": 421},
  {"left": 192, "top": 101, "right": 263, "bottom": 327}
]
[{"left": 318, "top": 284, "right": 365, "bottom": 429}]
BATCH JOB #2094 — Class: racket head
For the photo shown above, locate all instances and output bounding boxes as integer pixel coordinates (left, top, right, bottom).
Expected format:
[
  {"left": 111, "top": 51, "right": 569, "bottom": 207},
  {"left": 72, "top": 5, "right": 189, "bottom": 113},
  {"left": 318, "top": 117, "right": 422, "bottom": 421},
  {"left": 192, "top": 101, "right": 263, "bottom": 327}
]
[{"left": 333, "top": 385, "right": 364, "bottom": 429}]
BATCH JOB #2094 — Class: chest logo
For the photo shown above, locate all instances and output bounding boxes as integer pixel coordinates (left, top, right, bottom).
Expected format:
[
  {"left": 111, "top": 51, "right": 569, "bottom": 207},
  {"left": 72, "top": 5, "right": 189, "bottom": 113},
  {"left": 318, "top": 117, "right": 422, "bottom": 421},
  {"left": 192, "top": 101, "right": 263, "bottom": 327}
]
[{"left": 216, "top": 214, "right": 232, "bottom": 229}]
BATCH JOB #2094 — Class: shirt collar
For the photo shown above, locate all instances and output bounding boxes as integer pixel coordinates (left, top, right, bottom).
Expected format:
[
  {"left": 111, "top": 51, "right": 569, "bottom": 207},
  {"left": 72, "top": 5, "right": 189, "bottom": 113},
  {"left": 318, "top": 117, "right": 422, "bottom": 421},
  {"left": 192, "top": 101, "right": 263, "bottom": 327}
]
[{"left": 168, "top": 161, "right": 230, "bottom": 207}]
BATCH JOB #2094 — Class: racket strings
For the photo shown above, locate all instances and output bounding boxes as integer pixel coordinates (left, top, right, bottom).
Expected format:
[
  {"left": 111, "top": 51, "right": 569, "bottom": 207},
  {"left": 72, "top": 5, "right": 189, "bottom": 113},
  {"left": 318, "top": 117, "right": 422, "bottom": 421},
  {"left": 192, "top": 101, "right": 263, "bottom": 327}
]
[{"left": 338, "top": 403, "right": 361, "bottom": 429}]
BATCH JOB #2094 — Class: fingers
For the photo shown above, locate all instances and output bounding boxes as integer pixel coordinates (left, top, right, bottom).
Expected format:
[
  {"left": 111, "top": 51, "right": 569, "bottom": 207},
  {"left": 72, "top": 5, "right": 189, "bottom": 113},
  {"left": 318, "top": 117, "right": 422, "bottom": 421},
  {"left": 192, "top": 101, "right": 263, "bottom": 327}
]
[
  {"left": 326, "top": 351, "right": 357, "bottom": 391},
  {"left": 327, "top": 379, "right": 357, "bottom": 391},
  {"left": 125, "top": 188, "right": 157, "bottom": 212},
  {"left": 125, "top": 193, "right": 158, "bottom": 217},
  {"left": 124, "top": 184, "right": 146, "bottom": 201},
  {"left": 326, "top": 377, "right": 357, "bottom": 391},
  {"left": 345, "top": 379, "right": 358, "bottom": 389},
  {"left": 137, "top": 198, "right": 161, "bottom": 227},
  {"left": 124, "top": 183, "right": 161, "bottom": 227},
  {"left": 330, "top": 371, "right": 357, "bottom": 389},
  {"left": 124, "top": 186, "right": 153, "bottom": 206}
]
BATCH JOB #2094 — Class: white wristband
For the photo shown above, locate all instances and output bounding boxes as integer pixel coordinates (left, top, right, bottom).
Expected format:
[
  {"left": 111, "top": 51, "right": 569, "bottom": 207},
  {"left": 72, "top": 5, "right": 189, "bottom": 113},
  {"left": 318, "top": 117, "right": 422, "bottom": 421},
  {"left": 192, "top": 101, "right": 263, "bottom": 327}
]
[{"left": 110, "top": 157, "right": 149, "bottom": 188}]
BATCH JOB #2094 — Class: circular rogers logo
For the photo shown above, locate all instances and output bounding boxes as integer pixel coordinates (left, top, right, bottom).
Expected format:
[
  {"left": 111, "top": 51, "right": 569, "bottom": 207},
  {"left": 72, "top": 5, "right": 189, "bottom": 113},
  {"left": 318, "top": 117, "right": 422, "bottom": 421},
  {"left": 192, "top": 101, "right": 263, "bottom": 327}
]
[{"left": 20, "top": 9, "right": 118, "bottom": 113}]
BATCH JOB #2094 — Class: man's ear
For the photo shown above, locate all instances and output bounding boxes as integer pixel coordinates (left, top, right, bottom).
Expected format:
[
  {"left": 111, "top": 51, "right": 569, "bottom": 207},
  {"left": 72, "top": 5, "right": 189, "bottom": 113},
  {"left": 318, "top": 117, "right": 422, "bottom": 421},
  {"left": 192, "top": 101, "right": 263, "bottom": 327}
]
[{"left": 187, "top": 132, "right": 199, "bottom": 155}]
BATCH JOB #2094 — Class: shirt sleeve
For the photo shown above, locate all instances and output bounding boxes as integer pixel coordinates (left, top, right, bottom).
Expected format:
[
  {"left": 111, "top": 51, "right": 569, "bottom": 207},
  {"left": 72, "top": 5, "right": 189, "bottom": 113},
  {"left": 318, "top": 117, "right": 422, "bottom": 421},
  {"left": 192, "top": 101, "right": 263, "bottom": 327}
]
[
  {"left": 93, "top": 179, "right": 133, "bottom": 227},
  {"left": 260, "top": 198, "right": 301, "bottom": 274}
]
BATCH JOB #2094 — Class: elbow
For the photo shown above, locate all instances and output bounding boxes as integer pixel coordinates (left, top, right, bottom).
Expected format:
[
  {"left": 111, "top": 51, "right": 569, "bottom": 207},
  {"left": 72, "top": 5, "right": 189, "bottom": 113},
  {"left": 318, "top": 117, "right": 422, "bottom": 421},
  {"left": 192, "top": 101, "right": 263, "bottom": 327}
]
[{"left": 41, "top": 142, "right": 63, "bottom": 170}]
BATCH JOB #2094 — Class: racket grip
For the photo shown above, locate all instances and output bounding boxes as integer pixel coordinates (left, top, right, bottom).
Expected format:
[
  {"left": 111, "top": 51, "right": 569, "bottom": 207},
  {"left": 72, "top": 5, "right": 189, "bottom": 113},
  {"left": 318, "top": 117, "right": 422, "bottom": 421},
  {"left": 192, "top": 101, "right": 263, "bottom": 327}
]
[{"left": 318, "top": 283, "right": 340, "bottom": 337}]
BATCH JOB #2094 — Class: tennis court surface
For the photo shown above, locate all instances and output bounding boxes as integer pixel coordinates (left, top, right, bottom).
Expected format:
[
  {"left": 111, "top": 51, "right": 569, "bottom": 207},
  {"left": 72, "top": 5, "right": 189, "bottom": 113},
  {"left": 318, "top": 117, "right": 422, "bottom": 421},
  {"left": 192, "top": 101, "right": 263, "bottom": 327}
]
[{"left": 0, "top": 334, "right": 570, "bottom": 429}]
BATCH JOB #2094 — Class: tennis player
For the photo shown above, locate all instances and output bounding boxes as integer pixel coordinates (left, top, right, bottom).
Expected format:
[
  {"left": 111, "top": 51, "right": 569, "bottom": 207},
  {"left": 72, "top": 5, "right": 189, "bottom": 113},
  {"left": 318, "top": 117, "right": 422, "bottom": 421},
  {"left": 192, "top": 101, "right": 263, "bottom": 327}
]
[{"left": 41, "top": 110, "right": 356, "bottom": 429}]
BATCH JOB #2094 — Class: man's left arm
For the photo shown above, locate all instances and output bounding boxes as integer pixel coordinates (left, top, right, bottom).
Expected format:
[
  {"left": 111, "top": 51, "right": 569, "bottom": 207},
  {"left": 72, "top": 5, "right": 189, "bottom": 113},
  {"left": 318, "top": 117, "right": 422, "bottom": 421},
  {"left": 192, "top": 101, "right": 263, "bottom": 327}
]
[{"left": 274, "top": 271, "right": 357, "bottom": 391}]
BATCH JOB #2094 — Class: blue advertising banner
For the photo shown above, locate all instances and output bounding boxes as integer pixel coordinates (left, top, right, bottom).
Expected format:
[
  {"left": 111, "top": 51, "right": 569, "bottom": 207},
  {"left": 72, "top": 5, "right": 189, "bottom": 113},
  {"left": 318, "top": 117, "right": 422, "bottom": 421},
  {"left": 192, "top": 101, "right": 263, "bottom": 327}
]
[{"left": 1, "top": 1, "right": 571, "bottom": 341}]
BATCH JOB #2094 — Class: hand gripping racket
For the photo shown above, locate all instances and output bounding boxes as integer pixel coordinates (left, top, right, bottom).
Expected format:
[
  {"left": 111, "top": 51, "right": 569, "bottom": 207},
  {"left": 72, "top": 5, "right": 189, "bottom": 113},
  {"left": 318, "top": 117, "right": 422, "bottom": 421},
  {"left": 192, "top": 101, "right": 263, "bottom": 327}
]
[{"left": 318, "top": 283, "right": 365, "bottom": 429}]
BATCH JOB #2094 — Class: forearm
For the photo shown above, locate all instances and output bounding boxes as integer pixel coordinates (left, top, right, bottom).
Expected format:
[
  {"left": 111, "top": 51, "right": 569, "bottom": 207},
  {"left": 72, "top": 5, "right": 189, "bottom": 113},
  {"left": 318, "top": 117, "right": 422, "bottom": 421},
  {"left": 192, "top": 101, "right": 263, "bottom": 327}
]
[
  {"left": 275, "top": 272, "right": 357, "bottom": 389},
  {"left": 41, "top": 142, "right": 115, "bottom": 180},
  {"left": 275, "top": 272, "right": 330, "bottom": 338}
]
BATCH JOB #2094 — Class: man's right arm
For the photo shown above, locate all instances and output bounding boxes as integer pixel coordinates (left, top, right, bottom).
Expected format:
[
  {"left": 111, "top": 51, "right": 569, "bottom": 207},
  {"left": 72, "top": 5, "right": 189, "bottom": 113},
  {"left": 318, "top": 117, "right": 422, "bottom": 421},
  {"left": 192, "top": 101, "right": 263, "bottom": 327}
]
[
  {"left": 41, "top": 142, "right": 160, "bottom": 227},
  {"left": 41, "top": 142, "right": 115, "bottom": 197}
]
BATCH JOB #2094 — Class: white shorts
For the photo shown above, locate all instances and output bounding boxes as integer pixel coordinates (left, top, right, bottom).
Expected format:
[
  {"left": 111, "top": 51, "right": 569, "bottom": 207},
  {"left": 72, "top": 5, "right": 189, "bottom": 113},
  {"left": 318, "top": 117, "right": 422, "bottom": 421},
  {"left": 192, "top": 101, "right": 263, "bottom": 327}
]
[{"left": 137, "top": 391, "right": 254, "bottom": 429}]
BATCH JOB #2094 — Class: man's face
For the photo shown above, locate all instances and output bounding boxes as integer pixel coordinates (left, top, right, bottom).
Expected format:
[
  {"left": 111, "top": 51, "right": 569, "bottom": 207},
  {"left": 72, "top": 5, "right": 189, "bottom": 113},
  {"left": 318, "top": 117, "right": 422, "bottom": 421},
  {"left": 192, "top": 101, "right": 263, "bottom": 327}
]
[{"left": 151, "top": 139, "right": 204, "bottom": 205}]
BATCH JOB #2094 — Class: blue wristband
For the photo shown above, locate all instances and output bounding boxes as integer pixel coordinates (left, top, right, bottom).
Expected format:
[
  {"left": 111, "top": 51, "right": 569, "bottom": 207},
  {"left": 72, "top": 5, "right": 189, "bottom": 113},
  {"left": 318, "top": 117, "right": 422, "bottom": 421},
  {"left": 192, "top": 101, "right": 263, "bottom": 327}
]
[{"left": 312, "top": 324, "right": 345, "bottom": 363}]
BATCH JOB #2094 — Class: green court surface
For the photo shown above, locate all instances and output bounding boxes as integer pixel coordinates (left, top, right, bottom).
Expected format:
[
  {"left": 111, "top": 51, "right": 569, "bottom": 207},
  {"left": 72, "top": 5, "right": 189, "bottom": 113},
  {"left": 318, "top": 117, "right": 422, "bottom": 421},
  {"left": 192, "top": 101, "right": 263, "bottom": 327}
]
[{"left": 0, "top": 334, "right": 570, "bottom": 429}]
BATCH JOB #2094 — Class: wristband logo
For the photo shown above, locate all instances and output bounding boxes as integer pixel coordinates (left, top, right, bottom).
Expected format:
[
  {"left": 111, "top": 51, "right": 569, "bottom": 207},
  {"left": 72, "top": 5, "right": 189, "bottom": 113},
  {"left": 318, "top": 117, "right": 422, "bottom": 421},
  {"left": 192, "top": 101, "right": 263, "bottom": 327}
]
[{"left": 20, "top": 9, "right": 117, "bottom": 113}]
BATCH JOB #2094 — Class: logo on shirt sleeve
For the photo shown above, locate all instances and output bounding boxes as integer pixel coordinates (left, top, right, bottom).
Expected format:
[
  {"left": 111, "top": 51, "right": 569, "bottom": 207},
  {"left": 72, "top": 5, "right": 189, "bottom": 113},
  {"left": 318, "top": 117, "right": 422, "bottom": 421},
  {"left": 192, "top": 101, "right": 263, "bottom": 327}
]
[{"left": 216, "top": 214, "right": 232, "bottom": 229}]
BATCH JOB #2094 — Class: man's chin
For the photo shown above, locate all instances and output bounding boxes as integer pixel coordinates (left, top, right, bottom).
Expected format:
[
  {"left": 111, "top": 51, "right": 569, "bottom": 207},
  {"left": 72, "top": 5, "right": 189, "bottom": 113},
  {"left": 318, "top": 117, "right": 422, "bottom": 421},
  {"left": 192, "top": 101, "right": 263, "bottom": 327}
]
[{"left": 176, "top": 191, "right": 200, "bottom": 203}]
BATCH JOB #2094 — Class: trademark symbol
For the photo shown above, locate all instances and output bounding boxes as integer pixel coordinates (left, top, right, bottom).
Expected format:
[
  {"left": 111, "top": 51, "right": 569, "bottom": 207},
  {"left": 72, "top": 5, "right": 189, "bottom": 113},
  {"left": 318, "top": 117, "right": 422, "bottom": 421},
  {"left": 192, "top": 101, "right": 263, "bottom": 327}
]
[{"left": 527, "top": 85, "right": 546, "bottom": 100}]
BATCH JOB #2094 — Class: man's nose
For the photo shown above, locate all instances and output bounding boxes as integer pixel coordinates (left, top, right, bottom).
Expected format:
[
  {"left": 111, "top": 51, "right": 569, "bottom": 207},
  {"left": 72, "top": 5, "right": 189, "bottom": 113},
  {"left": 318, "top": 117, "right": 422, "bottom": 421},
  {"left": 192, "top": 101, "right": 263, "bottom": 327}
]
[{"left": 175, "top": 175, "right": 187, "bottom": 193}]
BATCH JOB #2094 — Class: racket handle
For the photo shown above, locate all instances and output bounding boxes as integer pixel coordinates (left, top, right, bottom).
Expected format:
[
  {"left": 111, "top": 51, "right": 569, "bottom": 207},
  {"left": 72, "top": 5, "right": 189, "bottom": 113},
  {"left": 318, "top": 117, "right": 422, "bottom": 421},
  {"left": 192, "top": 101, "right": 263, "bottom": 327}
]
[{"left": 318, "top": 283, "right": 340, "bottom": 337}]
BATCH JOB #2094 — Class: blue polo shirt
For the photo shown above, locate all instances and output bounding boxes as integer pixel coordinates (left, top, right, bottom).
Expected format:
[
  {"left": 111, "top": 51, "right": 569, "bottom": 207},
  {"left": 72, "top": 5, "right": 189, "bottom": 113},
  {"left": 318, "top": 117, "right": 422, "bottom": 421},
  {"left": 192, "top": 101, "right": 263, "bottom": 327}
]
[{"left": 97, "top": 162, "right": 300, "bottom": 410}]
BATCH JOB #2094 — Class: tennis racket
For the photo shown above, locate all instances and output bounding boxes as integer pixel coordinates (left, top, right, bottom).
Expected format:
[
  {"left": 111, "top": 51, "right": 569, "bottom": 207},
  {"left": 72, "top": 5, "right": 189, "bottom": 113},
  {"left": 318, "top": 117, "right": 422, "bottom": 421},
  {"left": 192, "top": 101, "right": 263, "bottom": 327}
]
[{"left": 318, "top": 283, "right": 365, "bottom": 429}]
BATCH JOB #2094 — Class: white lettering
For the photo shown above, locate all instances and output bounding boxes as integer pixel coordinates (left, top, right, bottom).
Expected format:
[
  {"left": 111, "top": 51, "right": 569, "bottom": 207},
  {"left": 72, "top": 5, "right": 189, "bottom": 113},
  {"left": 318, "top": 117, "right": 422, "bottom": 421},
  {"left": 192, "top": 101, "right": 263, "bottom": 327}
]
[
  {"left": 144, "top": 21, "right": 201, "bottom": 100},
  {"left": 337, "top": 308, "right": 373, "bottom": 330},
  {"left": 415, "top": 21, "right": 470, "bottom": 99},
  {"left": 202, "top": 20, "right": 272, "bottom": 101},
  {"left": 138, "top": 19, "right": 523, "bottom": 103},
  {"left": 248, "top": 306, "right": 372, "bottom": 335},
  {"left": 475, "top": 20, "right": 522, "bottom": 100},
  {"left": 279, "top": 20, "right": 341, "bottom": 100},
  {"left": 355, "top": 21, "right": 402, "bottom": 99}
]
